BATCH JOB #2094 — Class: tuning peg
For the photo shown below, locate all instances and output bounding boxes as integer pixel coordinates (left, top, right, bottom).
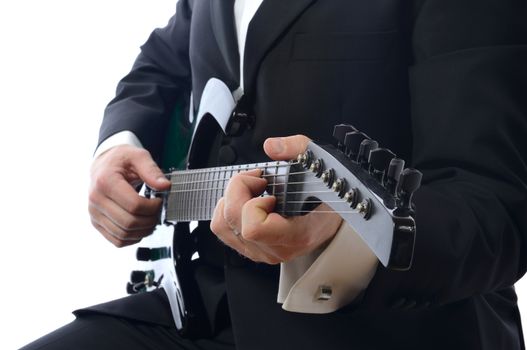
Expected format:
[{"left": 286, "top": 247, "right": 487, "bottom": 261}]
[
  {"left": 395, "top": 168, "right": 423, "bottom": 216},
  {"left": 385, "top": 158, "right": 405, "bottom": 195},
  {"left": 333, "top": 124, "right": 358, "bottom": 150},
  {"left": 357, "top": 139, "right": 379, "bottom": 168},
  {"left": 368, "top": 148, "right": 396, "bottom": 182},
  {"left": 344, "top": 131, "right": 370, "bottom": 160}
]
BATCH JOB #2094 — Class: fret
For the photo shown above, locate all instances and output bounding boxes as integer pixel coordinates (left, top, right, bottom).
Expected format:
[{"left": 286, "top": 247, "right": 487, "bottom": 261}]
[
  {"left": 200, "top": 168, "right": 206, "bottom": 221},
  {"left": 184, "top": 171, "right": 191, "bottom": 221},
  {"left": 190, "top": 170, "right": 196, "bottom": 220},
  {"left": 196, "top": 172, "right": 203, "bottom": 218},
  {"left": 192, "top": 170, "right": 199, "bottom": 220},
  {"left": 208, "top": 167, "right": 215, "bottom": 220},
  {"left": 202, "top": 169, "right": 209, "bottom": 220}
]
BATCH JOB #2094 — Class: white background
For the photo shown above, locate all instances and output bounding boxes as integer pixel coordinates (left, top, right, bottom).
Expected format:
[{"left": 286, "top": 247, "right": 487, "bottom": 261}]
[{"left": 0, "top": 1, "right": 525, "bottom": 349}]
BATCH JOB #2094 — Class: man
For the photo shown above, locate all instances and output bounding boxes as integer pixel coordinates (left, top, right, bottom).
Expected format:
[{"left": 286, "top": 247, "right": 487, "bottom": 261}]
[{"left": 22, "top": 0, "right": 527, "bottom": 349}]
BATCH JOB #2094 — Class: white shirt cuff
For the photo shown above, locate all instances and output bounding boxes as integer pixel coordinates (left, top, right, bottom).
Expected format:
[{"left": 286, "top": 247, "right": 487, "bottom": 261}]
[
  {"left": 277, "top": 223, "right": 378, "bottom": 314},
  {"left": 93, "top": 131, "right": 144, "bottom": 159}
]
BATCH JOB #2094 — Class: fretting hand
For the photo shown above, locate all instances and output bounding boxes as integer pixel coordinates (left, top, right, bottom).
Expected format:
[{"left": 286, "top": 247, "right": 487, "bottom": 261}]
[
  {"left": 89, "top": 145, "right": 171, "bottom": 247},
  {"left": 210, "top": 135, "right": 342, "bottom": 264}
]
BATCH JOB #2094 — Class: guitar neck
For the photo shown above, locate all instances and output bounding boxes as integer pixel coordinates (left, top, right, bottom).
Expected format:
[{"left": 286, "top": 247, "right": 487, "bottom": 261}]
[{"left": 164, "top": 161, "right": 292, "bottom": 222}]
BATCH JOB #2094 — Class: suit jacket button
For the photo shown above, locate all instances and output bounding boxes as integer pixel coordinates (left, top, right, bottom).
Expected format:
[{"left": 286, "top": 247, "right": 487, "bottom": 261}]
[{"left": 218, "top": 145, "right": 237, "bottom": 165}]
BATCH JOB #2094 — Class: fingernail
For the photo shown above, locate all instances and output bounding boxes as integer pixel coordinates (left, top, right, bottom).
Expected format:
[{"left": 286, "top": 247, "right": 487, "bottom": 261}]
[
  {"left": 267, "top": 138, "right": 284, "bottom": 154},
  {"left": 157, "top": 176, "right": 170, "bottom": 184}
]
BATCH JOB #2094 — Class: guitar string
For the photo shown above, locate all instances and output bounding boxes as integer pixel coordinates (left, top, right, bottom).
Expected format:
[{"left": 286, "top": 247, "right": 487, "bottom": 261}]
[
  {"left": 167, "top": 189, "right": 361, "bottom": 219},
  {"left": 162, "top": 161, "right": 300, "bottom": 177},
  {"left": 164, "top": 180, "right": 326, "bottom": 195},
  {"left": 167, "top": 170, "right": 311, "bottom": 186},
  {"left": 151, "top": 170, "right": 320, "bottom": 195}
]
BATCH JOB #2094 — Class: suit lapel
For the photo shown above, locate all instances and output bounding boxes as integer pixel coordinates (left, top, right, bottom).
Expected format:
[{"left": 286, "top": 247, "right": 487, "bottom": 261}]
[
  {"left": 210, "top": 0, "right": 240, "bottom": 85},
  {"left": 243, "top": 0, "right": 316, "bottom": 95}
]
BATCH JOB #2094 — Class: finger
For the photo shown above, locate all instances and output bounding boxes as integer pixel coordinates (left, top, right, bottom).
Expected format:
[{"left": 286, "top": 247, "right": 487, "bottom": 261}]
[
  {"left": 241, "top": 196, "right": 284, "bottom": 244},
  {"left": 242, "top": 200, "right": 341, "bottom": 259},
  {"left": 263, "top": 135, "right": 311, "bottom": 161},
  {"left": 223, "top": 170, "right": 267, "bottom": 232},
  {"left": 91, "top": 221, "right": 142, "bottom": 248},
  {"left": 103, "top": 175, "right": 164, "bottom": 216},
  {"left": 89, "top": 189, "right": 160, "bottom": 230},
  {"left": 90, "top": 205, "right": 153, "bottom": 243},
  {"left": 212, "top": 198, "right": 277, "bottom": 263},
  {"left": 129, "top": 148, "right": 171, "bottom": 191},
  {"left": 211, "top": 198, "right": 249, "bottom": 254}
]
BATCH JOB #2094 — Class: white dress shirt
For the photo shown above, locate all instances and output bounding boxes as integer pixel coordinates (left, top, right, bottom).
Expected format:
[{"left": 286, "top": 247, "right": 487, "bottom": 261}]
[{"left": 95, "top": 0, "right": 378, "bottom": 314}]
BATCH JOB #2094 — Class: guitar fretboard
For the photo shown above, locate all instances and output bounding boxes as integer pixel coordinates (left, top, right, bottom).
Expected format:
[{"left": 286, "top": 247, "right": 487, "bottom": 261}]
[{"left": 165, "top": 161, "right": 293, "bottom": 222}]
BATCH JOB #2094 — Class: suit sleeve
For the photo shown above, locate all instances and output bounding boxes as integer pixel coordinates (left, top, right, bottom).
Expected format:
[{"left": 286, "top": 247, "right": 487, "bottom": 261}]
[
  {"left": 98, "top": 0, "right": 193, "bottom": 161},
  {"left": 361, "top": 0, "right": 527, "bottom": 310}
]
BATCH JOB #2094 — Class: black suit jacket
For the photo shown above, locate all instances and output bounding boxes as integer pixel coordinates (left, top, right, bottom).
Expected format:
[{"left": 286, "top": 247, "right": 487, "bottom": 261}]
[{"left": 96, "top": 0, "right": 527, "bottom": 349}]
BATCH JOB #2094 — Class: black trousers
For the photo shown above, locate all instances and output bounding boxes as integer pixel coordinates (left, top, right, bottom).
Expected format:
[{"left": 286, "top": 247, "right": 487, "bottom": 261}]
[{"left": 20, "top": 290, "right": 235, "bottom": 350}]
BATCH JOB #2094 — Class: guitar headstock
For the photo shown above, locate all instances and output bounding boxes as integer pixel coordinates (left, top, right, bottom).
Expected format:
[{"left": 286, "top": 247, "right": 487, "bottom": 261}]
[{"left": 279, "top": 124, "right": 421, "bottom": 271}]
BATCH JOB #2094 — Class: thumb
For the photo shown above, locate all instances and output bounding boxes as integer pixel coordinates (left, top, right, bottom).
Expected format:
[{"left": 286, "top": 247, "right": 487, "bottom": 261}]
[
  {"left": 132, "top": 149, "right": 171, "bottom": 190},
  {"left": 263, "top": 135, "right": 311, "bottom": 161}
]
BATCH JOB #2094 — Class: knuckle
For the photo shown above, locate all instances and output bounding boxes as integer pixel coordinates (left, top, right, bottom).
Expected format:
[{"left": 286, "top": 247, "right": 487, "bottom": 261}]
[
  {"left": 210, "top": 217, "right": 221, "bottom": 235},
  {"left": 126, "top": 199, "right": 144, "bottom": 215},
  {"left": 241, "top": 226, "right": 260, "bottom": 241},
  {"left": 94, "top": 174, "right": 109, "bottom": 193},
  {"left": 118, "top": 216, "right": 139, "bottom": 231},
  {"left": 113, "top": 239, "right": 126, "bottom": 248},
  {"left": 88, "top": 190, "right": 99, "bottom": 207}
]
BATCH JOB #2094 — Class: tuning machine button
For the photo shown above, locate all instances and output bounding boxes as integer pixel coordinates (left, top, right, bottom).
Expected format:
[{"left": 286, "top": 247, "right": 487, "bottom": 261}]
[
  {"left": 297, "top": 150, "right": 314, "bottom": 169},
  {"left": 368, "top": 148, "right": 396, "bottom": 182},
  {"left": 310, "top": 158, "right": 324, "bottom": 177},
  {"left": 344, "top": 132, "right": 370, "bottom": 160},
  {"left": 357, "top": 198, "right": 373, "bottom": 220},
  {"left": 333, "top": 124, "right": 357, "bottom": 151},
  {"left": 344, "top": 188, "right": 360, "bottom": 208},
  {"left": 357, "top": 139, "right": 379, "bottom": 169},
  {"left": 395, "top": 168, "right": 423, "bottom": 216},
  {"left": 332, "top": 178, "right": 347, "bottom": 198},
  {"left": 385, "top": 158, "right": 405, "bottom": 195},
  {"left": 321, "top": 168, "right": 335, "bottom": 188}
]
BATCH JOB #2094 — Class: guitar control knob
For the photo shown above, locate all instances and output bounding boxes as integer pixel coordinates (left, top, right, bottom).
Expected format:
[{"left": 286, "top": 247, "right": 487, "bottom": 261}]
[
  {"left": 395, "top": 168, "right": 423, "bottom": 216},
  {"left": 321, "top": 168, "right": 335, "bottom": 188},
  {"left": 357, "top": 139, "right": 379, "bottom": 168},
  {"left": 332, "top": 178, "right": 347, "bottom": 198},
  {"left": 126, "top": 282, "right": 145, "bottom": 295},
  {"left": 344, "top": 132, "right": 370, "bottom": 160},
  {"left": 136, "top": 247, "right": 171, "bottom": 261},
  {"left": 130, "top": 270, "right": 147, "bottom": 283},
  {"left": 333, "top": 124, "right": 357, "bottom": 150},
  {"left": 385, "top": 158, "right": 405, "bottom": 195},
  {"left": 368, "top": 148, "right": 396, "bottom": 182}
]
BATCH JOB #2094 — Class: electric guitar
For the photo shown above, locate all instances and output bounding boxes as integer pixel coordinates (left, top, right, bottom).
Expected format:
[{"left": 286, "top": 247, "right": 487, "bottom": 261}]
[{"left": 127, "top": 123, "right": 421, "bottom": 338}]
